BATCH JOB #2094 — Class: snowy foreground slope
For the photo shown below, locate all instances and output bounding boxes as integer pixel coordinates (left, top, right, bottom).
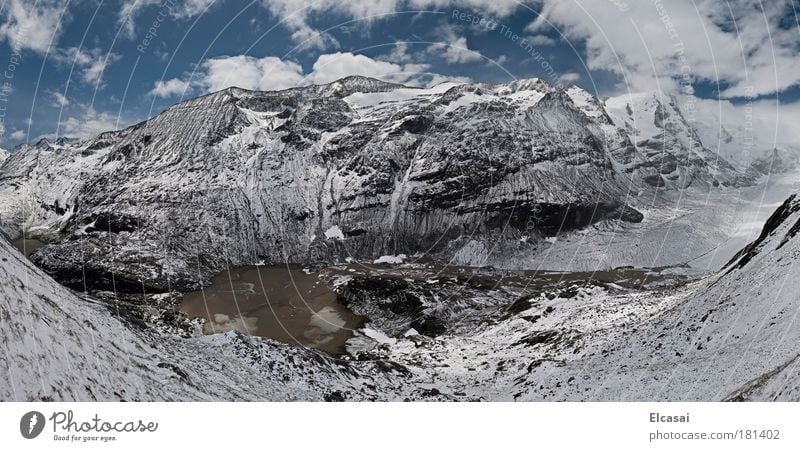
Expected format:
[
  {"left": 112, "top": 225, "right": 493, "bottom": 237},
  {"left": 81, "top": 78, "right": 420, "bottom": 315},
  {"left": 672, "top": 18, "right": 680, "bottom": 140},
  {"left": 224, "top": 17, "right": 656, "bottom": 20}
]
[
  {"left": 335, "top": 194, "right": 800, "bottom": 401},
  {"left": 0, "top": 237, "right": 412, "bottom": 401},
  {"left": 2, "top": 193, "right": 800, "bottom": 400}
]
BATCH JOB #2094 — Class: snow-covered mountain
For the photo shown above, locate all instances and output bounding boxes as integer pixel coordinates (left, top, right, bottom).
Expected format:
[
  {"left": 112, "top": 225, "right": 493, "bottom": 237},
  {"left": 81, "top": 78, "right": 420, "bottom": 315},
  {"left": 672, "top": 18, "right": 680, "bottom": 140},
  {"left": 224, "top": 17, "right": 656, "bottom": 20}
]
[
  {"left": 2, "top": 76, "right": 800, "bottom": 401},
  {"left": 604, "top": 91, "right": 743, "bottom": 189},
  {"left": 0, "top": 147, "right": 8, "bottom": 165},
  {"left": 0, "top": 76, "right": 777, "bottom": 293}
]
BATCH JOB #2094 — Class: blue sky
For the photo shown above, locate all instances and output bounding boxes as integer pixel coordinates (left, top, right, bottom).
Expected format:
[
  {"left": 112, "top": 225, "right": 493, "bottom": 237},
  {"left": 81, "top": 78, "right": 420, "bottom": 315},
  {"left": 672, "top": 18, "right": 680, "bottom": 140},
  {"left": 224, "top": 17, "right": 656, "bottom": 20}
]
[{"left": 0, "top": 0, "right": 799, "bottom": 146}]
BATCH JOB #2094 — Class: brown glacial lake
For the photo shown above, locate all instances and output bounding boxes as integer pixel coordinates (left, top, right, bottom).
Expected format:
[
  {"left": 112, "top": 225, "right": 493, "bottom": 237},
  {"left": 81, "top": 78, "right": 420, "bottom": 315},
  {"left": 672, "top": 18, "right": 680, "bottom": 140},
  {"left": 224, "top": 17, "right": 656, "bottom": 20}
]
[
  {"left": 180, "top": 265, "right": 365, "bottom": 354},
  {"left": 13, "top": 238, "right": 46, "bottom": 258}
]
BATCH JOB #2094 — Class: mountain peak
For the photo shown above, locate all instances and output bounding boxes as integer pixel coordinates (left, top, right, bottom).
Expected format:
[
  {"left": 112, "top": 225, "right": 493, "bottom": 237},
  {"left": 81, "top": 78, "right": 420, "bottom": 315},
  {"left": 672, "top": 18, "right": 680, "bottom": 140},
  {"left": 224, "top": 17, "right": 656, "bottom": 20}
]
[
  {"left": 317, "top": 75, "right": 404, "bottom": 97},
  {"left": 494, "top": 77, "right": 551, "bottom": 95}
]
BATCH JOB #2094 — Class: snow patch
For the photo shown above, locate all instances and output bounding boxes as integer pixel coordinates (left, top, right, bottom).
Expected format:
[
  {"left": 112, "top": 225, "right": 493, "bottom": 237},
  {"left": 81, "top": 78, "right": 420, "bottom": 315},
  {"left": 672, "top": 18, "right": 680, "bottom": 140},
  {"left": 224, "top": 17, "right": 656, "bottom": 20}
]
[
  {"left": 373, "top": 254, "right": 407, "bottom": 264},
  {"left": 324, "top": 225, "right": 344, "bottom": 240},
  {"left": 362, "top": 328, "right": 397, "bottom": 345}
]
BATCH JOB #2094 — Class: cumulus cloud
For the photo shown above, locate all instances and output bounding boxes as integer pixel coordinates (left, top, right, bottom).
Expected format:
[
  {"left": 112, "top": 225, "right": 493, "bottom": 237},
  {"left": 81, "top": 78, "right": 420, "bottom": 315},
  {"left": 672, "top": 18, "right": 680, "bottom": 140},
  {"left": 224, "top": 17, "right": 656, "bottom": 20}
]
[
  {"left": 166, "top": 51, "right": 461, "bottom": 95},
  {"left": 111, "top": 0, "right": 800, "bottom": 101},
  {"left": 58, "top": 108, "right": 122, "bottom": 138},
  {"left": 150, "top": 78, "right": 192, "bottom": 98},
  {"left": 528, "top": 0, "right": 800, "bottom": 98},
  {"left": 0, "top": 0, "right": 66, "bottom": 53},
  {"left": 308, "top": 52, "right": 434, "bottom": 84},
  {"left": 198, "top": 55, "right": 305, "bottom": 92},
  {"left": 51, "top": 91, "right": 69, "bottom": 107},
  {"left": 9, "top": 129, "right": 25, "bottom": 140}
]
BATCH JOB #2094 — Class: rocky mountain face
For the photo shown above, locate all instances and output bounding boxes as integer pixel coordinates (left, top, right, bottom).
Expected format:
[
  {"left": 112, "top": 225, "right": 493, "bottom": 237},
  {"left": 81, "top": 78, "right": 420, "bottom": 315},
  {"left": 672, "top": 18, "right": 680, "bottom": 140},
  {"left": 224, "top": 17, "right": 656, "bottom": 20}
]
[
  {"left": 0, "top": 147, "right": 7, "bottom": 165},
  {"left": 0, "top": 76, "right": 776, "bottom": 294}
]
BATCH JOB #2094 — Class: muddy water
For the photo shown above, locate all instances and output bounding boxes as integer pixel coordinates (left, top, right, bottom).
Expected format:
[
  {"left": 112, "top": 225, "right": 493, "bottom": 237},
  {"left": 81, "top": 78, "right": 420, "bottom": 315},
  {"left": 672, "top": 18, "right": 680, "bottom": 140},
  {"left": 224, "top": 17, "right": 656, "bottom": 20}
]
[
  {"left": 180, "top": 265, "right": 365, "bottom": 354},
  {"left": 13, "top": 238, "right": 46, "bottom": 258}
]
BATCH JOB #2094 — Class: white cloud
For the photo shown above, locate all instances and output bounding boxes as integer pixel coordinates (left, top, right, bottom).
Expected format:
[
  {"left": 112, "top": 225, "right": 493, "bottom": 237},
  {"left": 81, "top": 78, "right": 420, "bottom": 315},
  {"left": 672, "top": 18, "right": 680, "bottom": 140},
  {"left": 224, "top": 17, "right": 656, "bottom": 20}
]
[
  {"left": 0, "top": 0, "right": 66, "bottom": 53},
  {"left": 118, "top": 0, "right": 219, "bottom": 37},
  {"left": 410, "top": 0, "right": 521, "bottom": 17},
  {"left": 308, "top": 52, "right": 433, "bottom": 84},
  {"left": 260, "top": 0, "right": 401, "bottom": 50},
  {"left": 199, "top": 55, "right": 305, "bottom": 92},
  {"left": 51, "top": 91, "right": 69, "bottom": 107},
  {"left": 55, "top": 47, "right": 121, "bottom": 86},
  {"left": 9, "top": 129, "right": 25, "bottom": 140},
  {"left": 179, "top": 51, "right": 462, "bottom": 94},
  {"left": 386, "top": 42, "right": 415, "bottom": 63},
  {"left": 557, "top": 72, "right": 580, "bottom": 85},
  {"left": 524, "top": 34, "right": 557, "bottom": 46},
  {"left": 687, "top": 95, "right": 800, "bottom": 159},
  {"left": 116, "top": 0, "right": 521, "bottom": 52},
  {"left": 528, "top": 0, "right": 800, "bottom": 98},
  {"left": 150, "top": 78, "right": 192, "bottom": 98},
  {"left": 82, "top": 54, "right": 121, "bottom": 86},
  {"left": 118, "top": 0, "right": 159, "bottom": 37},
  {"left": 257, "top": 0, "right": 525, "bottom": 50},
  {"left": 58, "top": 108, "right": 122, "bottom": 138},
  {"left": 430, "top": 35, "right": 482, "bottom": 64},
  {"left": 176, "top": 0, "right": 218, "bottom": 18},
  {"left": 428, "top": 26, "right": 483, "bottom": 64}
]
